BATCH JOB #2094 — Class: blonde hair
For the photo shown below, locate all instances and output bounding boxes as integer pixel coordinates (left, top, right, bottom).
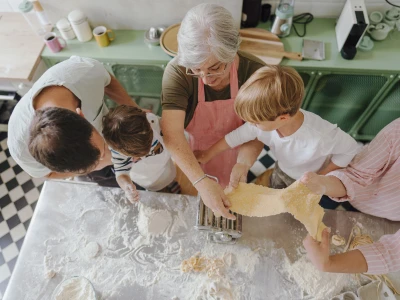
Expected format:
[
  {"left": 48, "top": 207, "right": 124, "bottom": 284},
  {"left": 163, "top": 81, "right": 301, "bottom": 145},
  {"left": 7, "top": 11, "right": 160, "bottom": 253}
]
[{"left": 234, "top": 65, "right": 304, "bottom": 122}]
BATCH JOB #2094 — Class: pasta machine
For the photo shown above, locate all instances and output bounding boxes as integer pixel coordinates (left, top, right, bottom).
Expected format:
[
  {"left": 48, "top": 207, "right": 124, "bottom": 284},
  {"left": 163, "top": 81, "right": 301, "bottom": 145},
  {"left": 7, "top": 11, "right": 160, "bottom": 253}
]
[{"left": 195, "top": 196, "right": 243, "bottom": 244}]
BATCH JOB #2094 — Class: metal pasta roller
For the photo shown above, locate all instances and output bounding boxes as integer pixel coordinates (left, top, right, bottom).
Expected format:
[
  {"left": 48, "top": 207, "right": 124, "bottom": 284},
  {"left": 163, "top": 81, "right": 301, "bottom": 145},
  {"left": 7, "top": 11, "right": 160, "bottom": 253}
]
[{"left": 194, "top": 175, "right": 243, "bottom": 244}]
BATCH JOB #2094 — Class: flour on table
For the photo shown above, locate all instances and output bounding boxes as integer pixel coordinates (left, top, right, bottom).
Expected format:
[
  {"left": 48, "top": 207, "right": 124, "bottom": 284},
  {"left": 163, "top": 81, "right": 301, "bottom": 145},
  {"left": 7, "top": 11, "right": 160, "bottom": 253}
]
[
  {"left": 53, "top": 276, "right": 96, "bottom": 300},
  {"left": 285, "top": 255, "right": 350, "bottom": 300},
  {"left": 137, "top": 203, "right": 173, "bottom": 237}
]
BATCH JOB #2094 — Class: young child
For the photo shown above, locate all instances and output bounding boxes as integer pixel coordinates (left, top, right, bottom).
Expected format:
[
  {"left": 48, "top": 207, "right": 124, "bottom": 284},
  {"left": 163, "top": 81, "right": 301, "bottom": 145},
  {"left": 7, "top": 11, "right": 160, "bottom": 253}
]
[
  {"left": 102, "top": 105, "right": 179, "bottom": 202},
  {"left": 195, "top": 65, "right": 360, "bottom": 191},
  {"left": 300, "top": 119, "right": 400, "bottom": 275}
]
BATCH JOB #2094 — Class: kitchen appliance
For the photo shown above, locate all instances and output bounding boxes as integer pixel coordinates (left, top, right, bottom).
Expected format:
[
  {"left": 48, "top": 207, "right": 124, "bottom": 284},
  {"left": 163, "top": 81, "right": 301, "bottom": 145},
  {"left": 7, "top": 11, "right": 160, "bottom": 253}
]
[
  {"left": 335, "top": 0, "right": 369, "bottom": 60},
  {"left": 271, "top": 0, "right": 295, "bottom": 37},
  {"left": 241, "top": 0, "right": 262, "bottom": 28},
  {"left": 194, "top": 176, "right": 242, "bottom": 244},
  {"left": 195, "top": 198, "right": 243, "bottom": 244}
]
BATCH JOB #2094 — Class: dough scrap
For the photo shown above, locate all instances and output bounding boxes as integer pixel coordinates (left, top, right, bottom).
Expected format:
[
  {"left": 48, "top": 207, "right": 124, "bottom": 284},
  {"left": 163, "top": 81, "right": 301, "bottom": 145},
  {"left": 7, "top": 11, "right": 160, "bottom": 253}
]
[
  {"left": 331, "top": 234, "right": 346, "bottom": 246},
  {"left": 225, "top": 181, "right": 327, "bottom": 241}
]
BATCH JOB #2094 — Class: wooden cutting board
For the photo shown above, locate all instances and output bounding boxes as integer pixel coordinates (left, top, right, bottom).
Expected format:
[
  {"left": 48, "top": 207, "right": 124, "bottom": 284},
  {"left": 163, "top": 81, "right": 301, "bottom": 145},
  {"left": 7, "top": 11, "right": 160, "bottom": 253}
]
[
  {"left": 160, "top": 24, "right": 302, "bottom": 65},
  {"left": 239, "top": 28, "right": 303, "bottom": 64}
]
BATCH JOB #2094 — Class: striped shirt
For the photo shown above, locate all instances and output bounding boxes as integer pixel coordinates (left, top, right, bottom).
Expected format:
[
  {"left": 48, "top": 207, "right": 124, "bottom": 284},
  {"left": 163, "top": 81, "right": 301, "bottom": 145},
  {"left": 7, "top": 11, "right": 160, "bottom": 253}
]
[{"left": 329, "top": 119, "right": 400, "bottom": 275}]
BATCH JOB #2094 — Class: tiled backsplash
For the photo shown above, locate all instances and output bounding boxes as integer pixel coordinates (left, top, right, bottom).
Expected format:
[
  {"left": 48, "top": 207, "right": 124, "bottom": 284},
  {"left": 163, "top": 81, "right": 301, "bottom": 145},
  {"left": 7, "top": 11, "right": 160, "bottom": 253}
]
[{"left": 1, "top": 0, "right": 399, "bottom": 28}]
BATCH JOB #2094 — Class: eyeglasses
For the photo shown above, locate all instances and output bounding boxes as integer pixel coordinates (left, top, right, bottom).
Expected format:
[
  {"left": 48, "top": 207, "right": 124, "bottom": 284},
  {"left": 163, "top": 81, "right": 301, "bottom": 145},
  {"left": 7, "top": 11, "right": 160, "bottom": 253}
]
[{"left": 186, "top": 63, "right": 228, "bottom": 78}]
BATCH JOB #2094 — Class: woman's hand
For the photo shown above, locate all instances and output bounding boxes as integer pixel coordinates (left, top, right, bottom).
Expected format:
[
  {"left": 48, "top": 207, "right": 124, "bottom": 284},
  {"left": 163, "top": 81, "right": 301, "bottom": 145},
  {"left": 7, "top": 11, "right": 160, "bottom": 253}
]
[
  {"left": 303, "top": 228, "right": 332, "bottom": 272},
  {"left": 229, "top": 163, "right": 250, "bottom": 189},
  {"left": 194, "top": 150, "right": 211, "bottom": 164},
  {"left": 196, "top": 177, "right": 236, "bottom": 220}
]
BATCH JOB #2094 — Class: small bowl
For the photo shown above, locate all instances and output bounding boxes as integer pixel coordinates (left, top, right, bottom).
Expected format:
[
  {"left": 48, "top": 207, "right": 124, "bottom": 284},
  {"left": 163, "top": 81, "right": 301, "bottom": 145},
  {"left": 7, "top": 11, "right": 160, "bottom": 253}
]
[{"left": 144, "top": 26, "right": 166, "bottom": 46}]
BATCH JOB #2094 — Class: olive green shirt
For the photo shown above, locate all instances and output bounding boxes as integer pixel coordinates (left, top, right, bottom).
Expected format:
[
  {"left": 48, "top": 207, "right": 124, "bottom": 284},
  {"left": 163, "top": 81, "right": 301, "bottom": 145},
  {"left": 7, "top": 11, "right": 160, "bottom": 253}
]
[{"left": 161, "top": 51, "right": 266, "bottom": 127}]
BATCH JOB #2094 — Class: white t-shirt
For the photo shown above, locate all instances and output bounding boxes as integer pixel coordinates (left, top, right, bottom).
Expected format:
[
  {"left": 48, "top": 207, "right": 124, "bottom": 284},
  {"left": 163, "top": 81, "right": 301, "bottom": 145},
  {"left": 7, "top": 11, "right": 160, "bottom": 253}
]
[
  {"left": 8, "top": 56, "right": 111, "bottom": 178},
  {"left": 225, "top": 109, "right": 360, "bottom": 179}
]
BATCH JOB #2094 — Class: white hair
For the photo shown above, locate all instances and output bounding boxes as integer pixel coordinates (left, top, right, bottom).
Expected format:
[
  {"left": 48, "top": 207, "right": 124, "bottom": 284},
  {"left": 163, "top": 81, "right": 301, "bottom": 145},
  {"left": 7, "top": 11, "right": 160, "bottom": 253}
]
[{"left": 177, "top": 3, "right": 240, "bottom": 69}]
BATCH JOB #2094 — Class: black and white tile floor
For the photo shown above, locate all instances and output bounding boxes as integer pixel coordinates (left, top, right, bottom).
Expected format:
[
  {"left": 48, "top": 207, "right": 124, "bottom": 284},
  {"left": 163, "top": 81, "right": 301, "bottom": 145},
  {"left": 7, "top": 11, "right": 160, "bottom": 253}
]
[
  {"left": 0, "top": 132, "right": 277, "bottom": 298},
  {"left": 0, "top": 135, "right": 45, "bottom": 298}
]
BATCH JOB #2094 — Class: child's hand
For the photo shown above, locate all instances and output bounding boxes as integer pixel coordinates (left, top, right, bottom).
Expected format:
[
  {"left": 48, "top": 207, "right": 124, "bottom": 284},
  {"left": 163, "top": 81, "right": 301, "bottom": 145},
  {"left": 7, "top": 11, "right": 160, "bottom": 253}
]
[
  {"left": 300, "top": 172, "right": 327, "bottom": 195},
  {"left": 303, "top": 228, "right": 331, "bottom": 272},
  {"left": 229, "top": 163, "right": 250, "bottom": 189},
  {"left": 194, "top": 150, "right": 210, "bottom": 164},
  {"left": 124, "top": 183, "right": 139, "bottom": 203}
]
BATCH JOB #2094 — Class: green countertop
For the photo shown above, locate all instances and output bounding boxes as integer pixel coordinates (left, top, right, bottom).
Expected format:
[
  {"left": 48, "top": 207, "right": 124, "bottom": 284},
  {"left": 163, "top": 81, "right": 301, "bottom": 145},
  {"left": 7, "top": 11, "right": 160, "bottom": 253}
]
[
  {"left": 42, "top": 18, "right": 400, "bottom": 72},
  {"left": 258, "top": 19, "right": 400, "bottom": 73},
  {"left": 41, "top": 30, "right": 172, "bottom": 65}
]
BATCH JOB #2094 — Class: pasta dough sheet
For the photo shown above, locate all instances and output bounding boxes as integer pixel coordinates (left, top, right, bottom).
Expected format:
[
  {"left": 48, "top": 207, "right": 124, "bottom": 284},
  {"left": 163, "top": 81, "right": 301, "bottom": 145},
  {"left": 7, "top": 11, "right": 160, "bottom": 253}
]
[{"left": 225, "top": 181, "right": 327, "bottom": 241}]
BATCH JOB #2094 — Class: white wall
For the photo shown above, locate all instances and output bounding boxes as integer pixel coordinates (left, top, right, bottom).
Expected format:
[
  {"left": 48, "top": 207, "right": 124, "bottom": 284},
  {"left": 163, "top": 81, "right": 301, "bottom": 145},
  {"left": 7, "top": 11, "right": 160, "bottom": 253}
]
[
  {"left": 2, "top": 0, "right": 400, "bottom": 28},
  {"left": 3, "top": 0, "right": 243, "bottom": 30},
  {"left": 0, "top": 0, "right": 12, "bottom": 12}
]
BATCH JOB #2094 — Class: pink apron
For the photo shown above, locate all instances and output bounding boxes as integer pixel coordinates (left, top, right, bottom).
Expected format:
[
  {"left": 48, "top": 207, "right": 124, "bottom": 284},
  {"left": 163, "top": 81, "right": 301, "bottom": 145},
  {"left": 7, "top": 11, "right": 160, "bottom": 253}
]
[{"left": 186, "top": 62, "right": 243, "bottom": 187}]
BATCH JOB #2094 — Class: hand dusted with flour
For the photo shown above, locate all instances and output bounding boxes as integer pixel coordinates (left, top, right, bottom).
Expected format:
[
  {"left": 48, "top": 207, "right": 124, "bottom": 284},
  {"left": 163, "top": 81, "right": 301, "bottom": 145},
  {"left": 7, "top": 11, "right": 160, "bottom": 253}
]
[{"left": 225, "top": 181, "right": 327, "bottom": 241}]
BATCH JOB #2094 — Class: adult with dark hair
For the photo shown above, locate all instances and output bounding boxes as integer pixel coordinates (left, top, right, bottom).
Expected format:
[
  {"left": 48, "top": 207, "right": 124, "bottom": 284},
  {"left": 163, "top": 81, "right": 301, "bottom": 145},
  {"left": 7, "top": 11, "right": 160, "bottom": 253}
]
[
  {"left": 8, "top": 56, "right": 137, "bottom": 185},
  {"left": 29, "top": 107, "right": 105, "bottom": 174}
]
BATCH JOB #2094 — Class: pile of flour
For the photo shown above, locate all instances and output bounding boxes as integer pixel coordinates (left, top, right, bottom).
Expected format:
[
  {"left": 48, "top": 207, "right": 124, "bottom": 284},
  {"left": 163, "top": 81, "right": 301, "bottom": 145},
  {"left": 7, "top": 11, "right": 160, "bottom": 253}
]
[
  {"left": 137, "top": 203, "right": 173, "bottom": 237},
  {"left": 53, "top": 277, "right": 95, "bottom": 300}
]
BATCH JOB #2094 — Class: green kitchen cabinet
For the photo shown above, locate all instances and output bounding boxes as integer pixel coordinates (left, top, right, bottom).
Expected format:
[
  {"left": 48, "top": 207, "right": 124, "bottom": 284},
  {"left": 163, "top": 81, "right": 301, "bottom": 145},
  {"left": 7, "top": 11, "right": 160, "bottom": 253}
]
[
  {"left": 42, "top": 58, "right": 166, "bottom": 115},
  {"left": 352, "top": 75, "right": 400, "bottom": 141},
  {"left": 301, "top": 71, "right": 393, "bottom": 133}
]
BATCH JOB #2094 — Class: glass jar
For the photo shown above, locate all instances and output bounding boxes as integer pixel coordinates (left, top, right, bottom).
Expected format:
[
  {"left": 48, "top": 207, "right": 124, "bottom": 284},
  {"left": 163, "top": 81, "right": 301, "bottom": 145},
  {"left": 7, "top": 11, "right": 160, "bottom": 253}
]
[
  {"left": 31, "top": 0, "right": 50, "bottom": 26},
  {"left": 67, "top": 10, "right": 92, "bottom": 42},
  {"left": 18, "top": 0, "right": 48, "bottom": 36}
]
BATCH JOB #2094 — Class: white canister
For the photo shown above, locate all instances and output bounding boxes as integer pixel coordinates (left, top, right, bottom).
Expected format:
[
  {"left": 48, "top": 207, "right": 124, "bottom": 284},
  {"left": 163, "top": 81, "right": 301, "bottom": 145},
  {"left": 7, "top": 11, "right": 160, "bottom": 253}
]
[
  {"left": 68, "top": 10, "right": 92, "bottom": 42},
  {"left": 56, "top": 18, "right": 76, "bottom": 40}
]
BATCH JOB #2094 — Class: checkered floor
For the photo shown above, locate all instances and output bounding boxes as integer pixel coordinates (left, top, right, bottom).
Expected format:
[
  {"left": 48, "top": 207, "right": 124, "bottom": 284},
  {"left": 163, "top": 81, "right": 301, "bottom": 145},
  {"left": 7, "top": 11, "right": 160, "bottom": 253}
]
[{"left": 0, "top": 135, "right": 44, "bottom": 299}]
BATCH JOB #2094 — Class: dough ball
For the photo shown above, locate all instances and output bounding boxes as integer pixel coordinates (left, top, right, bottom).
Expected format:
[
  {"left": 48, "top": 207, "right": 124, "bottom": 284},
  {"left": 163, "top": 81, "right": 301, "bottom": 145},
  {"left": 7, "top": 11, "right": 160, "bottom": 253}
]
[{"left": 84, "top": 242, "right": 101, "bottom": 258}]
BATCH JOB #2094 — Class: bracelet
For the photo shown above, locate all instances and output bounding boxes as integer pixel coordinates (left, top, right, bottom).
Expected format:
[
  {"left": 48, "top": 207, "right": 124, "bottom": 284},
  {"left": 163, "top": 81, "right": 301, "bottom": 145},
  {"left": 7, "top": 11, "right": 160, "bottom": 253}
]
[
  {"left": 192, "top": 174, "right": 207, "bottom": 186},
  {"left": 192, "top": 174, "right": 219, "bottom": 186}
]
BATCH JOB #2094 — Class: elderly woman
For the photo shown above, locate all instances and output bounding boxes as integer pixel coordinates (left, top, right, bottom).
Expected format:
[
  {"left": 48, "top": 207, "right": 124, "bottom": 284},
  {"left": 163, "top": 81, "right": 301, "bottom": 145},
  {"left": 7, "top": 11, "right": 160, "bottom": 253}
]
[{"left": 161, "top": 4, "right": 265, "bottom": 219}]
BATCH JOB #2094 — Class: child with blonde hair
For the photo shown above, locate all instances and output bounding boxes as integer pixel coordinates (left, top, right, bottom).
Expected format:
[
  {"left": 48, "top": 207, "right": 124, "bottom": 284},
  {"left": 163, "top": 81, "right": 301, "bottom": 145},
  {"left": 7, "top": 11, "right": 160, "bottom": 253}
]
[{"left": 195, "top": 65, "right": 360, "bottom": 197}]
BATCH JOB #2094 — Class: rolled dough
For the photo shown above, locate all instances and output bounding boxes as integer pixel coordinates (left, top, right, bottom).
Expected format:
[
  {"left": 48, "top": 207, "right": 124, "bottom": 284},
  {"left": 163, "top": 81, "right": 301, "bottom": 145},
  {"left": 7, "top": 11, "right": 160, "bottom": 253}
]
[{"left": 225, "top": 181, "right": 327, "bottom": 241}]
